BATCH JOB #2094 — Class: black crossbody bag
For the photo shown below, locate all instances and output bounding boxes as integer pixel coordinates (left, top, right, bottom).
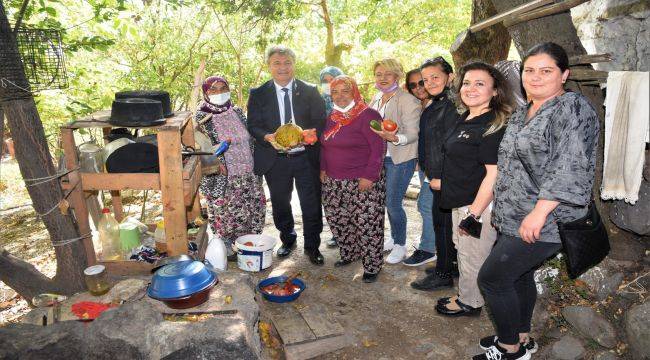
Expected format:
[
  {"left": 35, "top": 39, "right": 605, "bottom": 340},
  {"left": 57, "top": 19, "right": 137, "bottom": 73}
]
[{"left": 514, "top": 141, "right": 609, "bottom": 279}]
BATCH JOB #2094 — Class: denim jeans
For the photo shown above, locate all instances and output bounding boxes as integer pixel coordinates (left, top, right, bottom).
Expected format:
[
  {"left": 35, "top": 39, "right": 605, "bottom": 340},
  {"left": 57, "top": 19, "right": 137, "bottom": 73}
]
[
  {"left": 384, "top": 157, "right": 416, "bottom": 246},
  {"left": 417, "top": 170, "right": 436, "bottom": 253}
]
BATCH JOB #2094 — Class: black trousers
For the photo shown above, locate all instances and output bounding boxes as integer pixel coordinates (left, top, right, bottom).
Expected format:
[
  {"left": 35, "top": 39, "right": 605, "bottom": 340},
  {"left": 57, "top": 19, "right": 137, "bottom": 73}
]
[
  {"left": 478, "top": 233, "right": 561, "bottom": 345},
  {"left": 264, "top": 153, "right": 322, "bottom": 251},
  {"left": 431, "top": 190, "right": 456, "bottom": 276}
]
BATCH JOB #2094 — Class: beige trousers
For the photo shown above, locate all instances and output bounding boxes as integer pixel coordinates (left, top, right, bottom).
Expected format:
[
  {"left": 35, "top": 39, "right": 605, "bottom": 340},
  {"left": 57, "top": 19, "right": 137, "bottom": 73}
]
[{"left": 451, "top": 205, "right": 497, "bottom": 308}]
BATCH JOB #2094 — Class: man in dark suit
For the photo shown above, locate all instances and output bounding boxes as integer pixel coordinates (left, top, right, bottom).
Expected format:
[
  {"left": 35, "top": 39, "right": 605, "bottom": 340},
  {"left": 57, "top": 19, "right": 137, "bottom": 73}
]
[{"left": 247, "top": 46, "right": 326, "bottom": 265}]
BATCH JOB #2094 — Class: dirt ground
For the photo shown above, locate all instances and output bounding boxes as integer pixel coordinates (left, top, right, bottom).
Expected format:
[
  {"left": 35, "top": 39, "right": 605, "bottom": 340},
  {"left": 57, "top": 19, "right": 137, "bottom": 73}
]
[
  {"left": 0, "top": 156, "right": 493, "bottom": 358},
  {"left": 253, "top": 183, "right": 492, "bottom": 359}
]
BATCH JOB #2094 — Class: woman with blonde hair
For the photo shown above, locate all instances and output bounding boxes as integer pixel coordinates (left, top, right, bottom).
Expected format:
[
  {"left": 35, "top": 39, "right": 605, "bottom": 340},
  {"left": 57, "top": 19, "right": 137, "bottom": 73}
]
[
  {"left": 369, "top": 58, "right": 422, "bottom": 263},
  {"left": 435, "top": 61, "right": 513, "bottom": 317}
]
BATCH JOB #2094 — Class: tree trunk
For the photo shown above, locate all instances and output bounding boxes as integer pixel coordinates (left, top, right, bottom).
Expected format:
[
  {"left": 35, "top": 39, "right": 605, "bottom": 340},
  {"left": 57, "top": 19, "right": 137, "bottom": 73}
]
[
  {"left": 490, "top": 0, "right": 611, "bottom": 230},
  {"left": 1, "top": 105, "right": 4, "bottom": 156},
  {"left": 451, "top": 0, "right": 511, "bottom": 68},
  {"left": 0, "top": 2, "right": 87, "bottom": 300},
  {"left": 321, "top": 0, "right": 350, "bottom": 68}
]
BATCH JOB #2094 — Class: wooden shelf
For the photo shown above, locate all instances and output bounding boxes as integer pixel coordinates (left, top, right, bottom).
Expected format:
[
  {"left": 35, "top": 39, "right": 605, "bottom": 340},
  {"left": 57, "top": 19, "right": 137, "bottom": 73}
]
[
  {"left": 61, "top": 110, "right": 192, "bottom": 131},
  {"left": 60, "top": 110, "right": 203, "bottom": 273}
]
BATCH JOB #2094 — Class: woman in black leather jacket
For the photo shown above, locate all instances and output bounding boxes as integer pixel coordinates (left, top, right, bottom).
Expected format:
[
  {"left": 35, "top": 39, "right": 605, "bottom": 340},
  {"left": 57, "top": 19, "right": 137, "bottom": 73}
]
[{"left": 410, "top": 57, "right": 461, "bottom": 291}]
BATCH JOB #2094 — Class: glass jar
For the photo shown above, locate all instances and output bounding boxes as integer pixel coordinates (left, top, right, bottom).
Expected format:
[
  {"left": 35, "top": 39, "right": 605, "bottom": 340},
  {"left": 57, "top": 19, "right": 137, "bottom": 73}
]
[
  {"left": 84, "top": 265, "right": 111, "bottom": 296},
  {"left": 78, "top": 142, "right": 104, "bottom": 173}
]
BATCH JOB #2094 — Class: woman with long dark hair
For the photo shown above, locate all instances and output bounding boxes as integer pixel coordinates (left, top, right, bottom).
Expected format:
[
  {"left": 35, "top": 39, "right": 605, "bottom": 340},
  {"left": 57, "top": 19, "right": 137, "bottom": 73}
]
[
  {"left": 434, "top": 61, "right": 513, "bottom": 318},
  {"left": 473, "top": 43, "right": 599, "bottom": 360}
]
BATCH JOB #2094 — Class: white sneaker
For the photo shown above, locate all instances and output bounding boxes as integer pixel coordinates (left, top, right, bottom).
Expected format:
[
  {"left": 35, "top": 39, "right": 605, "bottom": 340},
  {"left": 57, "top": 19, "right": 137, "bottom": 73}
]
[
  {"left": 383, "top": 236, "right": 394, "bottom": 252},
  {"left": 385, "top": 245, "right": 407, "bottom": 264}
]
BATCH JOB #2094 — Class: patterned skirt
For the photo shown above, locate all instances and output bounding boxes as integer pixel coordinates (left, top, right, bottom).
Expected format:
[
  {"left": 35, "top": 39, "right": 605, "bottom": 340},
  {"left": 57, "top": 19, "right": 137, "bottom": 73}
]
[
  {"left": 200, "top": 173, "right": 266, "bottom": 245},
  {"left": 322, "top": 175, "right": 386, "bottom": 274}
]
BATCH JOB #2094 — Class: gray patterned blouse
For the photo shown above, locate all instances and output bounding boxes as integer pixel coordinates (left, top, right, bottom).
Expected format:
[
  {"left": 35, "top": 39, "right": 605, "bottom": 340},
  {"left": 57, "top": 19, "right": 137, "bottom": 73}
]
[{"left": 492, "top": 92, "right": 599, "bottom": 243}]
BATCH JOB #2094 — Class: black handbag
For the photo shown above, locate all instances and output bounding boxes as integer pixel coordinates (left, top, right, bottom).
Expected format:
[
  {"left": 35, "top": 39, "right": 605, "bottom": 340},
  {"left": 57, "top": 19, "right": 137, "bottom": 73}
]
[
  {"left": 515, "top": 143, "right": 609, "bottom": 279},
  {"left": 557, "top": 201, "right": 610, "bottom": 278}
]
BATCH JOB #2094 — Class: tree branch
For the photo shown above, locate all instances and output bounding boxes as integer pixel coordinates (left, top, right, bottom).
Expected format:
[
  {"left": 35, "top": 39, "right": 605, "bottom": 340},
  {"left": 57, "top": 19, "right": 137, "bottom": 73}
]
[{"left": 13, "top": 0, "right": 30, "bottom": 32}]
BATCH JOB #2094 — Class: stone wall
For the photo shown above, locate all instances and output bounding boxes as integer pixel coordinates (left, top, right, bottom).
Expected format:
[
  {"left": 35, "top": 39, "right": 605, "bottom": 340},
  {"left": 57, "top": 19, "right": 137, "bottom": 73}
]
[{"left": 572, "top": 0, "right": 650, "bottom": 71}]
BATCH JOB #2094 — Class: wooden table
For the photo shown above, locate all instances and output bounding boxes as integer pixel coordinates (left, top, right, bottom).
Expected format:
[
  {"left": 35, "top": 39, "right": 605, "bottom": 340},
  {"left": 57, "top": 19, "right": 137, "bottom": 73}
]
[{"left": 60, "top": 111, "right": 203, "bottom": 275}]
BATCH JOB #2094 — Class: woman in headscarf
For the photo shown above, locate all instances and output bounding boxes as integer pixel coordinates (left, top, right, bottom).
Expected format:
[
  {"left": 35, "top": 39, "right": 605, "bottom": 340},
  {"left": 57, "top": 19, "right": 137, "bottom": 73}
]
[
  {"left": 319, "top": 66, "right": 344, "bottom": 116},
  {"left": 320, "top": 75, "right": 386, "bottom": 283},
  {"left": 195, "top": 76, "right": 266, "bottom": 256}
]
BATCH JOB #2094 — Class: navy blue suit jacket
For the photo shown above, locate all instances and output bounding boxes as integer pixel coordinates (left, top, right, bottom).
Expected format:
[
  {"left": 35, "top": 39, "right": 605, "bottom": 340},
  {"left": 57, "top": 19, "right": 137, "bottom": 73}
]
[{"left": 247, "top": 79, "right": 326, "bottom": 176}]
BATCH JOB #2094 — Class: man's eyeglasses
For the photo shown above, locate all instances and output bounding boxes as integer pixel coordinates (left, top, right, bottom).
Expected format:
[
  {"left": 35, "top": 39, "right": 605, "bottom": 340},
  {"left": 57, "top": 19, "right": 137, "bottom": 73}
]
[{"left": 407, "top": 80, "right": 425, "bottom": 90}]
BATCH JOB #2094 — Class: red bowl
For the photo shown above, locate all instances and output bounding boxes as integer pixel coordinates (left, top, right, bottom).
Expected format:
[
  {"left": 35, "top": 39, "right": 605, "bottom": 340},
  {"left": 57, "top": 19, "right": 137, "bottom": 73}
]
[{"left": 156, "top": 278, "right": 217, "bottom": 309}]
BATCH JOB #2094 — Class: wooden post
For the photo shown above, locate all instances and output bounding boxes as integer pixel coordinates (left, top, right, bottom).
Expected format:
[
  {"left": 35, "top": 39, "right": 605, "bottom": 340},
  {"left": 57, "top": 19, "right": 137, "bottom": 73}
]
[
  {"left": 60, "top": 128, "right": 96, "bottom": 266},
  {"left": 569, "top": 53, "right": 613, "bottom": 66},
  {"left": 157, "top": 128, "right": 187, "bottom": 256},
  {"left": 503, "top": 0, "right": 590, "bottom": 27},
  {"left": 181, "top": 116, "right": 202, "bottom": 221},
  {"left": 468, "top": 0, "right": 554, "bottom": 33},
  {"left": 110, "top": 190, "right": 124, "bottom": 221}
]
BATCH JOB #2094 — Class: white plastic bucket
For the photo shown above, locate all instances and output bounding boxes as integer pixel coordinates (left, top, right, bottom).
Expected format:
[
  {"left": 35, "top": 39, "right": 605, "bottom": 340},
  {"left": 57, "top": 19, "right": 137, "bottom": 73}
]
[{"left": 235, "top": 234, "right": 277, "bottom": 272}]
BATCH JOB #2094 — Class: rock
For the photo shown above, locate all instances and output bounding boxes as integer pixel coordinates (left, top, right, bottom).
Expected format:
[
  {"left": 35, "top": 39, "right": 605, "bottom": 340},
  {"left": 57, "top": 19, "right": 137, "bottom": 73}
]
[
  {"left": 535, "top": 266, "right": 560, "bottom": 297},
  {"left": 105, "top": 278, "right": 148, "bottom": 302},
  {"left": 625, "top": 299, "right": 650, "bottom": 360},
  {"left": 0, "top": 288, "right": 17, "bottom": 302},
  {"left": 154, "top": 316, "right": 258, "bottom": 360},
  {"left": 562, "top": 306, "right": 617, "bottom": 348},
  {"left": 572, "top": 0, "right": 650, "bottom": 72},
  {"left": 551, "top": 334, "right": 586, "bottom": 360},
  {"left": 0, "top": 271, "right": 261, "bottom": 359},
  {"left": 89, "top": 301, "right": 163, "bottom": 351},
  {"left": 593, "top": 351, "right": 621, "bottom": 360},
  {"left": 162, "top": 338, "right": 257, "bottom": 360},
  {"left": 425, "top": 341, "right": 458, "bottom": 359},
  {"left": 531, "top": 305, "right": 551, "bottom": 334},
  {"left": 608, "top": 235, "right": 646, "bottom": 262},
  {"left": 644, "top": 149, "right": 650, "bottom": 182},
  {"left": 547, "top": 327, "right": 564, "bottom": 340},
  {"left": 0, "top": 322, "right": 142, "bottom": 359},
  {"left": 579, "top": 262, "right": 625, "bottom": 300},
  {"left": 414, "top": 342, "right": 435, "bottom": 353},
  {"left": 610, "top": 180, "right": 650, "bottom": 235}
]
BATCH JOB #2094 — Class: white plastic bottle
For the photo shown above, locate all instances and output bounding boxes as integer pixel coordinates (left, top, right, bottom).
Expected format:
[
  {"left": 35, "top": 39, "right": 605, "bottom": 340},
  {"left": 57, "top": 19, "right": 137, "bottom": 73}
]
[
  {"left": 154, "top": 220, "right": 166, "bottom": 251},
  {"left": 204, "top": 227, "right": 227, "bottom": 271},
  {"left": 98, "top": 208, "right": 121, "bottom": 260}
]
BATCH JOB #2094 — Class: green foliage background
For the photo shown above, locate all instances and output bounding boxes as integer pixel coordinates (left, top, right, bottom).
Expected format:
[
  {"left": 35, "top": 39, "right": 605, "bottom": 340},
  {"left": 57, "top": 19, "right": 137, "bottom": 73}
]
[{"left": 5, "top": 0, "right": 472, "bottom": 148}]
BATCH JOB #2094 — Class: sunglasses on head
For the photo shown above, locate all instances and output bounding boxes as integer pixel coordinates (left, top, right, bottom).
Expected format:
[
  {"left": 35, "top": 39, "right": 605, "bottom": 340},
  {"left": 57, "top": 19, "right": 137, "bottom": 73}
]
[{"left": 407, "top": 80, "right": 425, "bottom": 90}]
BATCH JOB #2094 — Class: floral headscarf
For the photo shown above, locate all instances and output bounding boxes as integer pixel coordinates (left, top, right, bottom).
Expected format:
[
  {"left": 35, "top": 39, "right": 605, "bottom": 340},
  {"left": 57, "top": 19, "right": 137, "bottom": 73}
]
[
  {"left": 324, "top": 75, "right": 368, "bottom": 140},
  {"left": 199, "top": 76, "right": 232, "bottom": 114}
]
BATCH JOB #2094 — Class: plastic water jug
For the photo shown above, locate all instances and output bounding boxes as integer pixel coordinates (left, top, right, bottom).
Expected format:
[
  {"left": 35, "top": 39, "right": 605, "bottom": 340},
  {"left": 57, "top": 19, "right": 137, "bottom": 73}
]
[{"left": 98, "top": 208, "right": 121, "bottom": 260}]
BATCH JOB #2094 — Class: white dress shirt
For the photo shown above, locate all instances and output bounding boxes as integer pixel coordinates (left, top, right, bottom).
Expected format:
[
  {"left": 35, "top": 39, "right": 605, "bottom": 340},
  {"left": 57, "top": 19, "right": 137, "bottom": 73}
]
[
  {"left": 274, "top": 79, "right": 295, "bottom": 125},
  {"left": 273, "top": 79, "right": 304, "bottom": 153}
]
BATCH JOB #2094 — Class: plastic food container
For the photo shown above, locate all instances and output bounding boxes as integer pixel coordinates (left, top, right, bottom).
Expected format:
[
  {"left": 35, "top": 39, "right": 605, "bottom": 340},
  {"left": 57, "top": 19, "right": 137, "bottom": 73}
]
[
  {"left": 257, "top": 276, "right": 306, "bottom": 303},
  {"left": 235, "top": 234, "right": 277, "bottom": 272},
  {"left": 147, "top": 260, "right": 218, "bottom": 309},
  {"left": 84, "top": 265, "right": 111, "bottom": 296}
]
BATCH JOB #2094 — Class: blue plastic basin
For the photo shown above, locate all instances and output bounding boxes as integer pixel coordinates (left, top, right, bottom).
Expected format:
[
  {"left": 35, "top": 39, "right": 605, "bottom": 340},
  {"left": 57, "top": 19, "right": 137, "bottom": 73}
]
[
  {"left": 147, "top": 260, "right": 217, "bottom": 300},
  {"left": 257, "top": 276, "right": 306, "bottom": 303}
]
